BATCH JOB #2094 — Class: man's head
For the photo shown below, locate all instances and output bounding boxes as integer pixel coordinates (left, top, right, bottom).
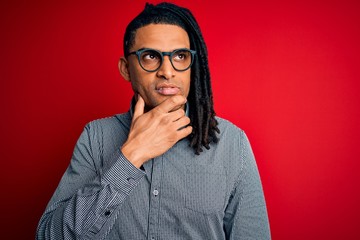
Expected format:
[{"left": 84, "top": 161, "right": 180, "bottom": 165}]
[
  {"left": 120, "top": 23, "right": 192, "bottom": 112},
  {"left": 119, "top": 2, "right": 219, "bottom": 154}
]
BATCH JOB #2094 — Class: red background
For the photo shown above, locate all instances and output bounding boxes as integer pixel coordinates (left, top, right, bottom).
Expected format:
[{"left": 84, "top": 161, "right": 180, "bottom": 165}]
[{"left": 1, "top": 0, "right": 360, "bottom": 239}]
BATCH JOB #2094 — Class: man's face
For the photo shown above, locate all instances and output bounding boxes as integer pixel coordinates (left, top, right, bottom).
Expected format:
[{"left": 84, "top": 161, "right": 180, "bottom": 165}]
[{"left": 120, "top": 24, "right": 191, "bottom": 111}]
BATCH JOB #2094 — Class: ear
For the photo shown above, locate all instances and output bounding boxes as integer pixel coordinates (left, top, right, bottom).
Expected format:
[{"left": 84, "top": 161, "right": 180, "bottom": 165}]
[{"left": 119, "top": 57, "right": 131, "bottom": 82}]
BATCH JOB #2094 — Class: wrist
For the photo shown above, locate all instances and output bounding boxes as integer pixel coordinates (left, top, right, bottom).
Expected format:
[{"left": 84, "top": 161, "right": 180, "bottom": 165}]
[{"left": 121, "top": 142, "right": 149, "bottom": 168}]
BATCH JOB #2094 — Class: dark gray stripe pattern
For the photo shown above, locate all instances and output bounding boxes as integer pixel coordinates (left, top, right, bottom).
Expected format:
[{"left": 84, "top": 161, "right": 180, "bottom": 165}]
[{"left": 36, "top": 111, "right": 270, "bottom": 239}]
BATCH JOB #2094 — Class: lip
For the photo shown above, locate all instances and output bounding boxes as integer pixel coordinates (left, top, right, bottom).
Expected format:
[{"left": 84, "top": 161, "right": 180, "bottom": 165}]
[{"left": 156, "top": 83, "right": 180, "bottom": 96}]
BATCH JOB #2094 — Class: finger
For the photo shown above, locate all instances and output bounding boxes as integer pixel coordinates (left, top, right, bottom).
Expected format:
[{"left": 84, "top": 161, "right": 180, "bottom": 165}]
[
  {"left": 155, "top": 95, "right": 187, "bottom": 114},
  {"left": 176, "top": 125, "right": 193, "bottom": 139},
  {"left": 132, "top": 95, "right": 145, "bottom": 121},
  {"left": 173, "top": 116, "right": 191, "bottom": 129},
  {"left": 167, "top": 108, "right": 186, "bottom": 122}
]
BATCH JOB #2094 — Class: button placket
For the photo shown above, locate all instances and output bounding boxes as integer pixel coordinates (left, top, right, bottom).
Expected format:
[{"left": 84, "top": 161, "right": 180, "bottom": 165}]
[{"left": 147, "top": 156, "right": 163, "bottom": 240}]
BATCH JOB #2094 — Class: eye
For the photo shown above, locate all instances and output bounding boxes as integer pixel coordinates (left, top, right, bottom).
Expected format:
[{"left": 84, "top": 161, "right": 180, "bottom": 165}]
[
  {"left": 173, "top": 50, "right": 190, "bottom": 61},
  {"left": 142, "top": 50, "right": 160, "bottom": 61},
  {"left": 177, "top": 54, "right": 186, "bottom": 59}
]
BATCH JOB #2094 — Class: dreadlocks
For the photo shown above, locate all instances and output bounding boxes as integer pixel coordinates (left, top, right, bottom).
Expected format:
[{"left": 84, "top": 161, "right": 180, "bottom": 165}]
[{"left": 123, "top": 2, "right": 220, "bottom": 154}]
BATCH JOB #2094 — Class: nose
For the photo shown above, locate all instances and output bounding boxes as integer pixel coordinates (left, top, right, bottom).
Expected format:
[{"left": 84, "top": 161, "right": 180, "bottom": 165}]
[{"left": 156, "top": 56, "right": 175, "bottom": 80}]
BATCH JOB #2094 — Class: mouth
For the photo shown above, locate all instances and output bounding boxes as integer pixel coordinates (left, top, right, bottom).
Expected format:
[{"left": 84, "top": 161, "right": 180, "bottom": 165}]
[{"left": 156, "top": 84, "right": 180, "bottom": 96}]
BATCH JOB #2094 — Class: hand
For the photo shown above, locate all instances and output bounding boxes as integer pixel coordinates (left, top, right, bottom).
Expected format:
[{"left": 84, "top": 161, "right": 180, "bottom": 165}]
[{"left": 121, "top": 95, "right": 193, "bottom": 168}]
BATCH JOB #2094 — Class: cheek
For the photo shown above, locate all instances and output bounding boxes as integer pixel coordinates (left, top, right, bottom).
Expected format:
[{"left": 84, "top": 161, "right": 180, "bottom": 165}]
[
  {"left": 128, "top": 66, "right": 146, "bottom": 91},
  {"left": 130, "top": 79, "right": 147, "bottom": 94},
  {"left": 128, "top": 72, "right": 156, "bottom": 98}
]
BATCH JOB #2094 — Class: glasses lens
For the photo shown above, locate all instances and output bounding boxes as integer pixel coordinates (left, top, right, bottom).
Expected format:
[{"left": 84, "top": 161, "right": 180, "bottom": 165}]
[
  {"left": 171, "top": 49, "right": 193, "bottom": 71},
  {"left": 139, "top": 49, "right": 162, "bottom": 71}
]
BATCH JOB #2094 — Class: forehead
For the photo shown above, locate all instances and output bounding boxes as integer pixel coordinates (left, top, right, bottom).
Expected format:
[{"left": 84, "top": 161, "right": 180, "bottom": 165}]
[{"left": 132, "top": 24, "right": 190, "bottom": 51}]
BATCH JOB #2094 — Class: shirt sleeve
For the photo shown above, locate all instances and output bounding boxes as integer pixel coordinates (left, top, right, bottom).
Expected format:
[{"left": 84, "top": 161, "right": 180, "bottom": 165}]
[
  {"left": 223, "top": 131, "right": 271, "bottom": 239},
  {"left": 36, "top": 123, "right": 145, "bottom": 240}
]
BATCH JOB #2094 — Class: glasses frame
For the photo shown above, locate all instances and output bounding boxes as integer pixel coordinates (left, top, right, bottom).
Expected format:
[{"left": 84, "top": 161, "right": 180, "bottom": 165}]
[{"left": 127, "top": 48, "right": 196, "bottom": 72}]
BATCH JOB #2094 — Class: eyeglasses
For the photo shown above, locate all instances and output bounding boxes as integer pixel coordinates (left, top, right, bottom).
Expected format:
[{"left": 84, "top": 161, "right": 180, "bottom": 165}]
[{"left": 127, "top": 48, "right": 196, "bottom": 72}]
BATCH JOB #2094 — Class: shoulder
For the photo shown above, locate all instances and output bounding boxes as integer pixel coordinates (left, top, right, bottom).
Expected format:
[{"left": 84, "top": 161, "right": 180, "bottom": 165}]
[
  {"left": 213, "top": 116, "right": 253, "bottom": 164},
  {"left": 213, "top": 116, "right": 257, "bottom": 182},
  {"left": 78, "top": 113, "right": 132, "bottom": 158},
  {"left": 84, "top": 112, "right": 131, "bottom": 132},
  {"left": 79, "top": 113, "right": 132, "bottom": 146},
  {"left": 215, "top": 116, "right": 246, "bottom": 141}
]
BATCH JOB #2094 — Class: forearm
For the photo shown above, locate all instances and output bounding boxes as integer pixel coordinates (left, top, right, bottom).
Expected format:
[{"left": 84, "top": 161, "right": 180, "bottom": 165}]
[{"left": 36, "top": 151, "right": 145, "bottom": 240}]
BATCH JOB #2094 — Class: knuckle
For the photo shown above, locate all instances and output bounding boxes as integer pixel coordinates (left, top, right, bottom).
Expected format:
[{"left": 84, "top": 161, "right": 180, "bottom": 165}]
[
  {"left": 169, "top": 97, "right": 177, "bottom": 105},
  {"left": 182, "top": 117, "right": 190, "bottom": 125},
  {"left": 153, "top": 107, "right": 162, "bottom": 115},
  {"left": 172, "top": 95, "right": 185, "bottom": 104},
  {"left": 161, "top": 115, "right": 171, "bottom": 124}
]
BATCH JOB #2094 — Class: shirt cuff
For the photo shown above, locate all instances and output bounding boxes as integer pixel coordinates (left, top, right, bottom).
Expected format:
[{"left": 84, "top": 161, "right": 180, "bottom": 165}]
[{"left": 101, "top": 149, "right": 145, "bottom": 194}]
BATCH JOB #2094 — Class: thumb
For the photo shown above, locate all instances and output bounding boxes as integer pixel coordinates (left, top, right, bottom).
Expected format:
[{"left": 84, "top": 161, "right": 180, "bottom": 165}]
[{"left": 132, "top": 95, "right": 145, "bottom": 121}]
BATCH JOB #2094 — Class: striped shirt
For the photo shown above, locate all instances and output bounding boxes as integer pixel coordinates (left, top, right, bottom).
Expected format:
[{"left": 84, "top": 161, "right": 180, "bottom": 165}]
[{"left": 36, "top": 108, "right": 270, "bottom": 239}]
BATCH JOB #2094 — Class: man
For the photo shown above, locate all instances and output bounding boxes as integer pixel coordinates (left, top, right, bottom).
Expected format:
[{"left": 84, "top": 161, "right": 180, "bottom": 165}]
[{"left": 36, "top": 2, "right": 270, "bottom": 239}]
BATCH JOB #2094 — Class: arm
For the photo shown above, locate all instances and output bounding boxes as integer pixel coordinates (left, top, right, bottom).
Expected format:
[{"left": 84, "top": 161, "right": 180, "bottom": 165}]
[
  {"left": 36, "top": 95, "right": 192, "bottom": 239},
  {"left": 36, "top": 124, "right": 145, "bottom": 240},
  {"left": 223, "top": 132, "right": 271, "bottom": 240}
]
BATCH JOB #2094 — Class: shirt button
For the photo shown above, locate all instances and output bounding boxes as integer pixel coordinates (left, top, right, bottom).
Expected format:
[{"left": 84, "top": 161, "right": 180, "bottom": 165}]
[
  {"left": 153, "top": 189, "right": 159, "bottom": 196},
  {"left": 126, "top": 177, "right": 135, "bottom": 184}
]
